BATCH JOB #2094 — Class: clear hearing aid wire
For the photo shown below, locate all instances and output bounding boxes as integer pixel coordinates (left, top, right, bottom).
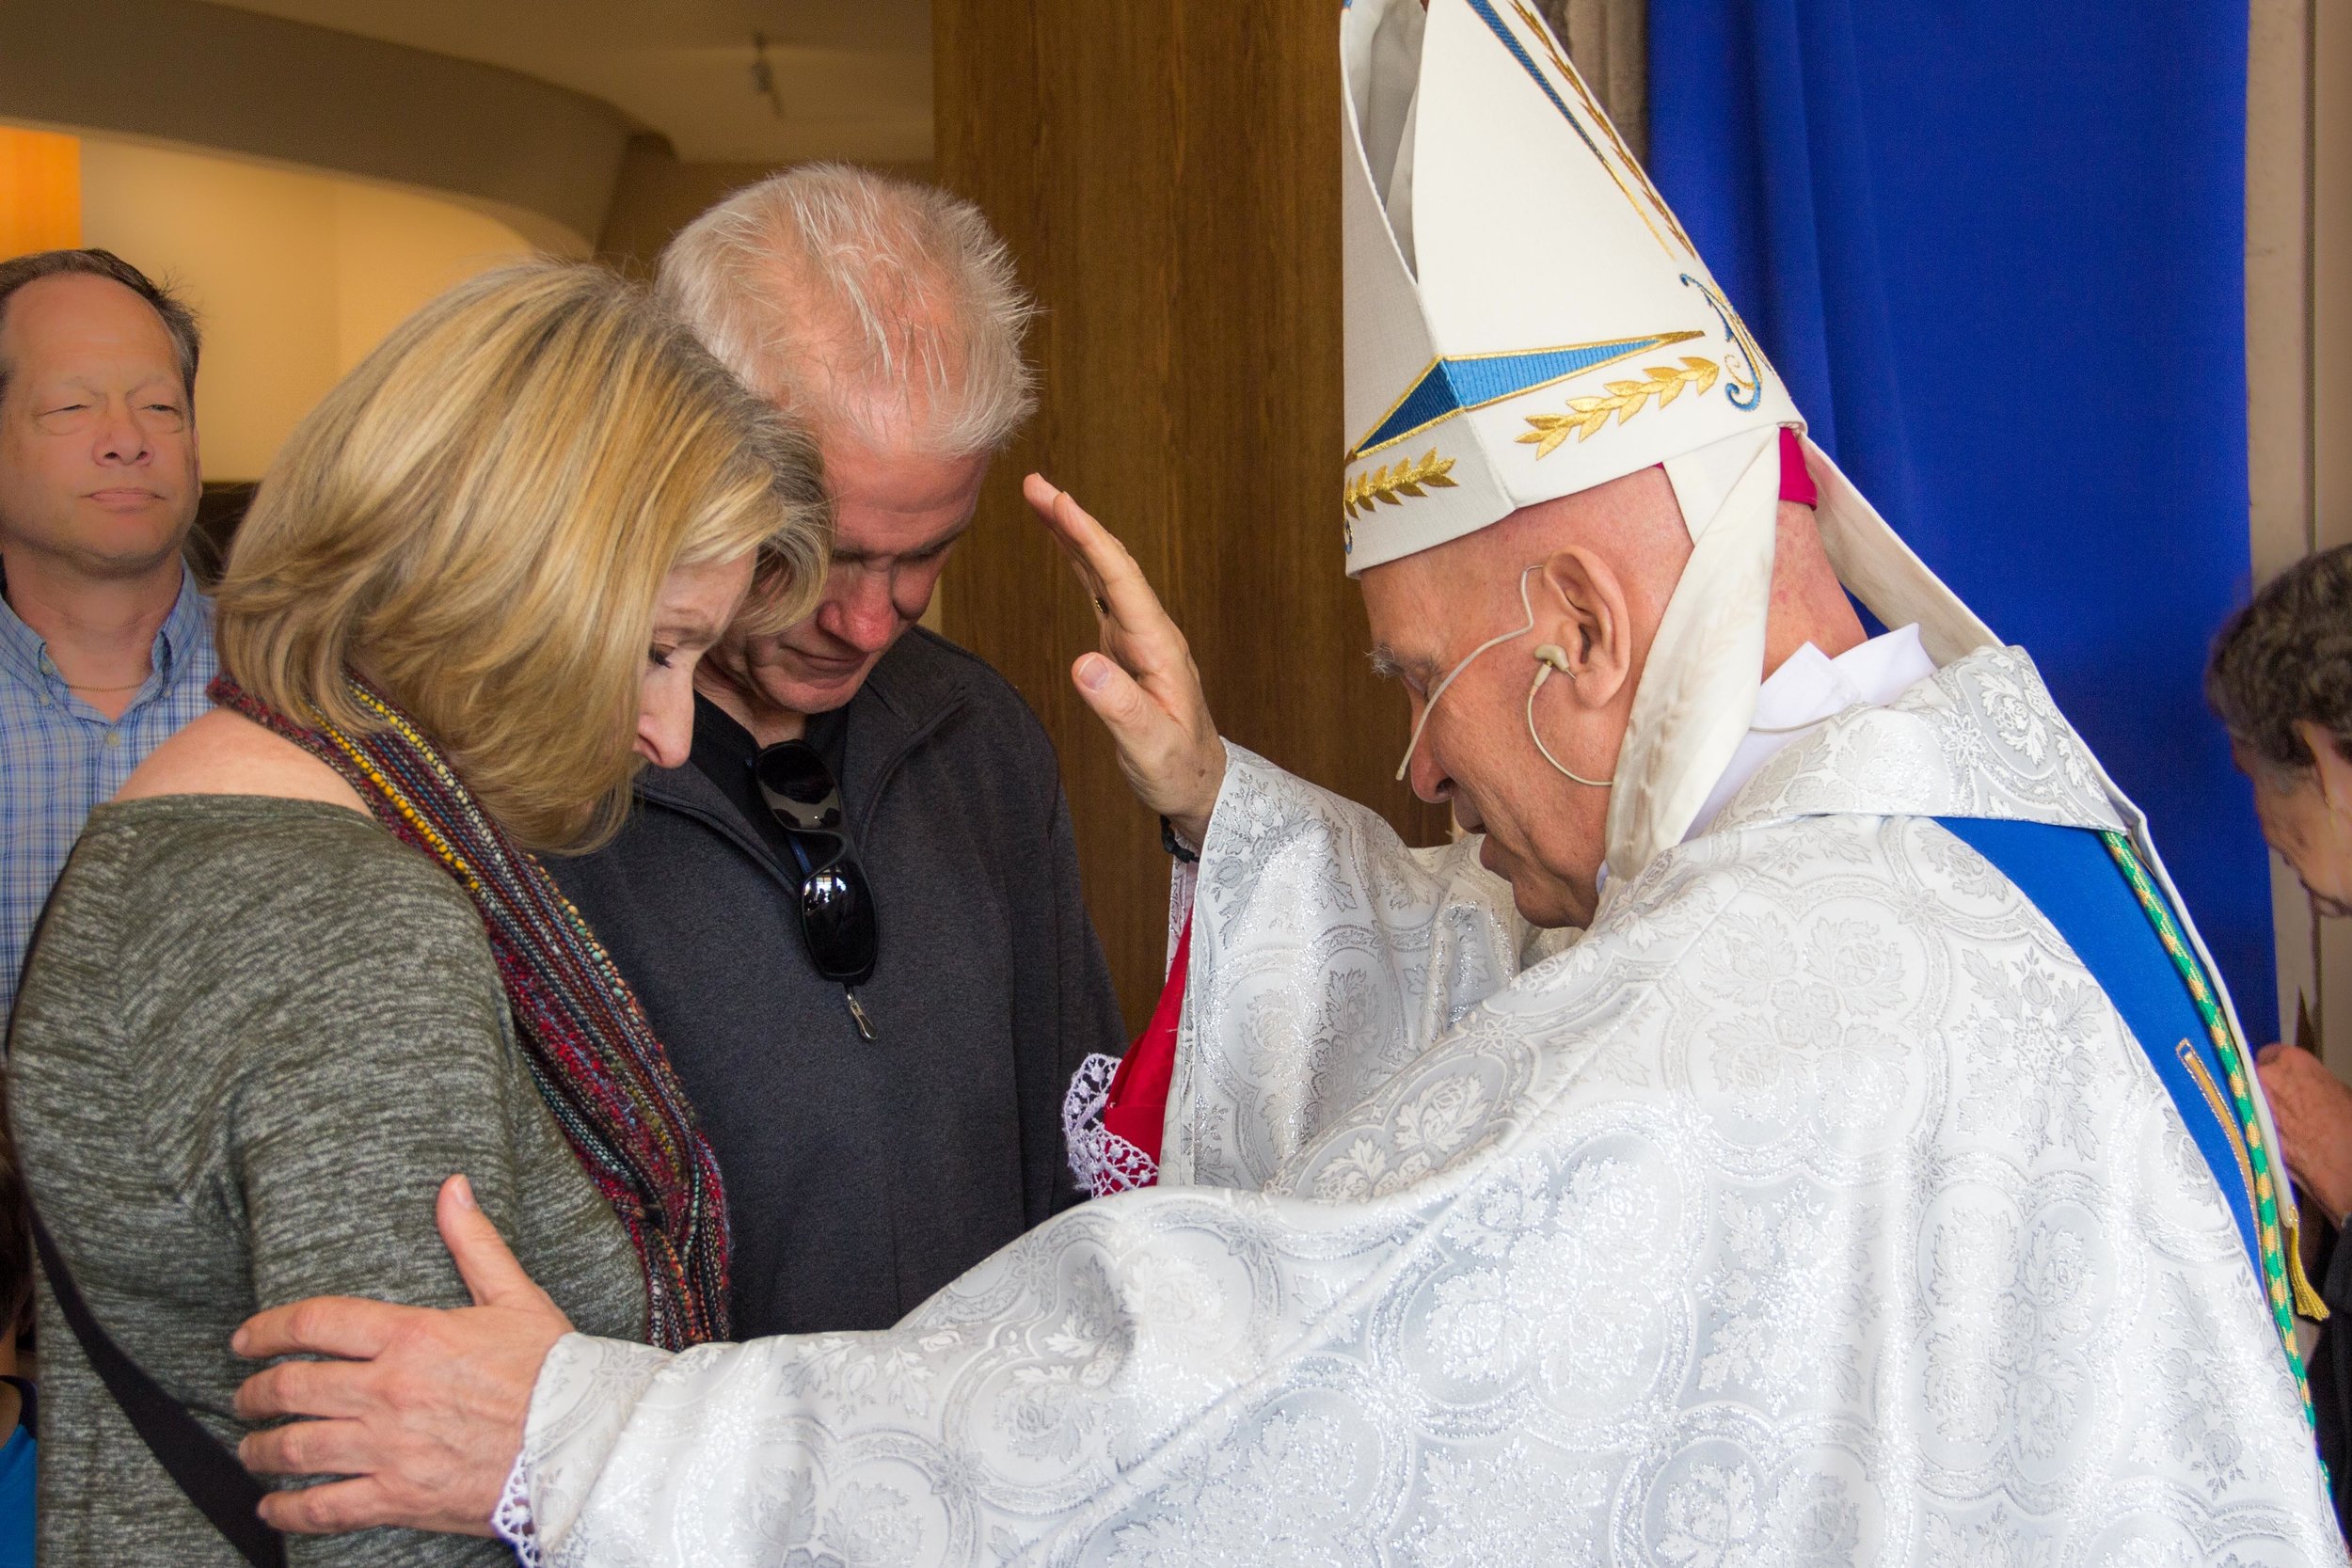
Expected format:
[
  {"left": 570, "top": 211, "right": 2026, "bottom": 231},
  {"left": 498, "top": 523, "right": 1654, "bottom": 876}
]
[
  {"left": 1393, "top": 563, "right": 1610, "bottom": 788},
  {"left": 1525, "top": 651, "right": 1611, "bottom": 786}
]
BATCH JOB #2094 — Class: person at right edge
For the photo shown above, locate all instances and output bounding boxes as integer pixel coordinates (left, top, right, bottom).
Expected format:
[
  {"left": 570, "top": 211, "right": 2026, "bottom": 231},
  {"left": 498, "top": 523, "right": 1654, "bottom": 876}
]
[
  {"left": 2209, "top": 540, "right": 2352, "bottom": 1538},
  {"left": 228, "top": 4, "right": 2344, "bottom": 1561}
]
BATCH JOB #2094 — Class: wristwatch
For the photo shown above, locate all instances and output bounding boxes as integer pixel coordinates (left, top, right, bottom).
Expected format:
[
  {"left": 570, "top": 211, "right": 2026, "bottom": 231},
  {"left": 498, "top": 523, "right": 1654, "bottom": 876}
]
[{"left": 1160, "top": 816, "right": 1200, "bottom": 864}]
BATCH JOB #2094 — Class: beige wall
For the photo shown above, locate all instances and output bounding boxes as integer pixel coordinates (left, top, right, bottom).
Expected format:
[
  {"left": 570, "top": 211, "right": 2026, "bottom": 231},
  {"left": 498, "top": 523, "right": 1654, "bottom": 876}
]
[
  {"left": 2312, "top": 0, "right": 2352, "bottom": 1064},
  {"left": 0, "top": 0, "right": 627, "bottom": 253},
  {"left": 594, "top": 134, "right": 935, "bottom": 276},
  {"left": 330, "top": 180, "right": 538, "bottom": 370},
  {"left": 75, "top": 136, "right": 537, "bottom": 482}
]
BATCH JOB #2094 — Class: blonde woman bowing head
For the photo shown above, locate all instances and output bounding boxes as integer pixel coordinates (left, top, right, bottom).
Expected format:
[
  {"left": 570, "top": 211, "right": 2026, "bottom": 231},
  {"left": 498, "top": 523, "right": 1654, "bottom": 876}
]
[{"left": 6, "top": 261, "right": 826, "bottom": 1566}]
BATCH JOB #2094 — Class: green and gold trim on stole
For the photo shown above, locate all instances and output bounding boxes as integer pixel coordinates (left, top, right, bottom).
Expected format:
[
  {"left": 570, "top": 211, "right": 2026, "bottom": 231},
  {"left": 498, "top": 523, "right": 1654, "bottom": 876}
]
[{"left": 2102, "top": 829, "right": 2328, "bottom": 1431}]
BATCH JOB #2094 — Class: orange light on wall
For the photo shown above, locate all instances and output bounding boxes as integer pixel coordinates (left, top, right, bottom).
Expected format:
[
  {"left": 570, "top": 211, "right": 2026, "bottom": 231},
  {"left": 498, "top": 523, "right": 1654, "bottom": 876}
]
[{"left": 0, "top": 128, "right": 82, "bottom": 261}]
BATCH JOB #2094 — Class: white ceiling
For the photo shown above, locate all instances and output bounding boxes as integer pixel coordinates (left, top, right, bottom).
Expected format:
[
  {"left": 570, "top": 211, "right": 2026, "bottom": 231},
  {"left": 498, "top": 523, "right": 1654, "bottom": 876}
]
[{"left": 210, "top": 0, "right": 932, "bottom": 165}]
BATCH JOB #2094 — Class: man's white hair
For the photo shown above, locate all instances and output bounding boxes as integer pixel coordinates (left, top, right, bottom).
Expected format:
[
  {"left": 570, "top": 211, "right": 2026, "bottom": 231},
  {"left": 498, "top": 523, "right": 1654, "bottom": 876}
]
[{"left": 659, "top": 163, "right": 1038, "bottom": 459}]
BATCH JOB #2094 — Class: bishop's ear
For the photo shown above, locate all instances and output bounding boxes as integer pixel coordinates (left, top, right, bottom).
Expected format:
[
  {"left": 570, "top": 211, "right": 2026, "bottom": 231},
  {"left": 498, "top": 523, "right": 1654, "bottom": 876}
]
[{"left": 1534, "top": 548, "right": 1633, "bottom": 706}]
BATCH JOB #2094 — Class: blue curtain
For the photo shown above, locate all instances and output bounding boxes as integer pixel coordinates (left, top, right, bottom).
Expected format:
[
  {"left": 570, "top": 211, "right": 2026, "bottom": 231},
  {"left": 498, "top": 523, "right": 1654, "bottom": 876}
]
[{"left": 1648, "top": 0, "right": 2276, "bottom": 1042}]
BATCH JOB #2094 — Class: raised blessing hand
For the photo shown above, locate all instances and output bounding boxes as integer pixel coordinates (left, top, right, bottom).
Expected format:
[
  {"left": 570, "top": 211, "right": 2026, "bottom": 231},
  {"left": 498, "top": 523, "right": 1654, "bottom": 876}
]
[{"left": 1023, "top": 473, "right": 1228, "bottom": 847}]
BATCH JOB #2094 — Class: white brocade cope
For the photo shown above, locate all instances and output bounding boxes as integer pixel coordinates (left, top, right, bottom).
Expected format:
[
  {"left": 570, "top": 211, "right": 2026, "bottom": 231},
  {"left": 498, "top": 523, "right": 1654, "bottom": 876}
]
[{"left": 517, "top": 647, "right": 2342, "bottom": 1566}]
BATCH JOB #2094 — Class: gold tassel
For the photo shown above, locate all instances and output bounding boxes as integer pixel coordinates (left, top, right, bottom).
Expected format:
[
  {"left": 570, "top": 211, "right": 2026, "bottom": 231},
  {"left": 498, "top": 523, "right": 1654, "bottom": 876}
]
[
  {"left": 2285, "top": 1205, "right": 2331, "bottom": 1322},
  {"left": 2285, "top": 997, "right": 2330, "bottom": 1320}
]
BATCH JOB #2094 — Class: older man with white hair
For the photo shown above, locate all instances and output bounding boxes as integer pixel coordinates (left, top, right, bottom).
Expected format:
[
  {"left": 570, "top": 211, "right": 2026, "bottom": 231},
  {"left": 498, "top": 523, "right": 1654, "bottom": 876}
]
[{"left": 548, "top": 165, "right": 1125, "bottom": 1340}]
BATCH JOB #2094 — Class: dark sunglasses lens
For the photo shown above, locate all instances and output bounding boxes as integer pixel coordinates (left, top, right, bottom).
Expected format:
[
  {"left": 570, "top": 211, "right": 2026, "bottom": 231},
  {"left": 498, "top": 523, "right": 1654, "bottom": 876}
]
[
  {"left": 755, "top": 744, "right": 842, "bottom": 831},
  {"left": 801, "top": 860, "right": 878, "bottom": 985},
  {"left": 754, "top": 740, "right": 875, "bottom": 986}
]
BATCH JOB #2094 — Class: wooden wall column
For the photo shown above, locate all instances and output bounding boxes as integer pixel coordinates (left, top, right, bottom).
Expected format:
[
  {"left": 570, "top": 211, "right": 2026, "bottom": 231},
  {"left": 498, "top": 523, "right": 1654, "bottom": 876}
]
[
  {"left": 2248, "top": 0, "right": 2352, "bottom": 1065},
  {"left": 935, "top": 0, "right": 1451, "bottom": 1031}
]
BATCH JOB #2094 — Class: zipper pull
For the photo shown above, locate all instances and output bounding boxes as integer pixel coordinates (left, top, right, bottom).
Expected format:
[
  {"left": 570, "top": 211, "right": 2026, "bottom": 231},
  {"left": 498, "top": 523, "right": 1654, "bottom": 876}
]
[{"left": 844, "top": 987, "right": 877, "bottom": 1042}]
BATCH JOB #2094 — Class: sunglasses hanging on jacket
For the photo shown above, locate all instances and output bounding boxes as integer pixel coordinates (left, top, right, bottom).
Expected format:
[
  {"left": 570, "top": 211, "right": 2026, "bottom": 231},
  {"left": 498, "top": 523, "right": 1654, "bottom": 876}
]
[{"left": 753, "top": 739, "right": 882, "bottom": 1041}]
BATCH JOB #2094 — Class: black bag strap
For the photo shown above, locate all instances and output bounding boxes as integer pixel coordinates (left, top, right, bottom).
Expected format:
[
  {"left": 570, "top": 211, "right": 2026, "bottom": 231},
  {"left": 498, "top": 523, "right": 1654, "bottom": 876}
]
[
  {"left": 29, "top": 1209, "right": 286, "bottom": 1567},
  {"left": 8, "top": 871, "right": 284, "bottom": 1568},
  {"left": 29, "top": 1208, "right": 285, "bottom": 1568}
]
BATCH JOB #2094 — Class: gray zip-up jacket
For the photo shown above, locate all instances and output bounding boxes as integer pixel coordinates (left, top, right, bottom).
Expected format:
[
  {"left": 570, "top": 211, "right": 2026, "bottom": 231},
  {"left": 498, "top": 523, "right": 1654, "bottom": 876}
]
[{"left": 548, "top": 628, "right": 1124, "bottom": 1338}]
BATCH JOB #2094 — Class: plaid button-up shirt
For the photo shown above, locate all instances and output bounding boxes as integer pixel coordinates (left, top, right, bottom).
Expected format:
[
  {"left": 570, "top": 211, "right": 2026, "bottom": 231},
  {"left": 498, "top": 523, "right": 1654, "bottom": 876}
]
[{"left": 0, "top": 566, "right": 216, "bottom": 1017}]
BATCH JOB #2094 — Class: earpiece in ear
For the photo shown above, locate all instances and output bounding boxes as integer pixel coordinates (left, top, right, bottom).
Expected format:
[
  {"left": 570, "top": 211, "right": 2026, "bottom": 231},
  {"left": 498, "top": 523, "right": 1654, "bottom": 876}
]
[{"left": 1526, "top": 642, "right": 1610, "bottom": 787}]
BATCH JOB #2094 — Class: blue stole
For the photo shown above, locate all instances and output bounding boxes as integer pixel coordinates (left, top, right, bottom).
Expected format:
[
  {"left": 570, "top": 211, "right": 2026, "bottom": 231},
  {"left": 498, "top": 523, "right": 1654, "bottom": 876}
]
[{"left": 1936, "top": 816, "right": 2266, "bottom": 1288}]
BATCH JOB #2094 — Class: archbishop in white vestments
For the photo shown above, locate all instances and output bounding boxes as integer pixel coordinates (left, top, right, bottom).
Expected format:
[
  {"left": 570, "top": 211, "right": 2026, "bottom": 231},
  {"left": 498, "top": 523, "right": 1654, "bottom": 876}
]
[
  {"left": 502, "top": 661, "right": 2344, "bottom": 1564},
  {"left": 230, "top": 3, "right": 2344, "bottom": 1564}
]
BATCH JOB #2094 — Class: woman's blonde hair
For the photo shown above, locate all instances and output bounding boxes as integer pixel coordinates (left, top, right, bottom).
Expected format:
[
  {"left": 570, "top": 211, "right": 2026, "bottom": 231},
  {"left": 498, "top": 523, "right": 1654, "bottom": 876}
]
[{"left": 215, "top": 261, "right": 828, "bottom": 850}]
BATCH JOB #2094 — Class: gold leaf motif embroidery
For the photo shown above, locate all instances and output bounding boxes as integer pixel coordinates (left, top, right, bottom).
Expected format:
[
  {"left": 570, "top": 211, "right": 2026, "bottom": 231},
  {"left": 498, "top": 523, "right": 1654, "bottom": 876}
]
[
  {"left": 1515, "top": 357, "right": 1721, "bottom": 456},
  {"left": 1343, "top": 449, "right": 1459, "bottom": 519}
]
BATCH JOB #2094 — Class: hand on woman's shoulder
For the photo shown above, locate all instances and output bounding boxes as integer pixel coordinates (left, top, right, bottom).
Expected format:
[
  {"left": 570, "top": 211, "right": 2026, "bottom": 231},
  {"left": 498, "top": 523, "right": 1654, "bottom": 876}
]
[{"left": 114, "top": 708, "right": 367, "bottom": 814}]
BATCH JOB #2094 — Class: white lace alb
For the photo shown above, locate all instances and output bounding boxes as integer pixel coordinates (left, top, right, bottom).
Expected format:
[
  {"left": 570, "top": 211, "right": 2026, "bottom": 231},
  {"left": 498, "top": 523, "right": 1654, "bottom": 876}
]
[
  {"left": 1060, "top": 1051, "right": 1158, "bottom": 1196},
  {"left": 490, "top": 1446, "right": 539, "bottom": 1567}
]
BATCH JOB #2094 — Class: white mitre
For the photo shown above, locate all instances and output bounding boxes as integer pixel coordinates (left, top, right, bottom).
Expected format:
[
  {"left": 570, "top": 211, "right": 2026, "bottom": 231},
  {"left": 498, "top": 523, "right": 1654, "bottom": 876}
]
[{"left": 1341, "top": 0, "right": 1996, "bottom": 882}]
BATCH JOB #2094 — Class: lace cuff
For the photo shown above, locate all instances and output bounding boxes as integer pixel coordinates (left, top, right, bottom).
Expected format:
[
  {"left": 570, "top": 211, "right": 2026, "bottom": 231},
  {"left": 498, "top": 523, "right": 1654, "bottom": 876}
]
[
  {"left": 1062, "top": 1053, "right": 1159, "bottom": 1196},
  {"left": 492, "top": 1446, "right": 540, "bottom": 1567}
]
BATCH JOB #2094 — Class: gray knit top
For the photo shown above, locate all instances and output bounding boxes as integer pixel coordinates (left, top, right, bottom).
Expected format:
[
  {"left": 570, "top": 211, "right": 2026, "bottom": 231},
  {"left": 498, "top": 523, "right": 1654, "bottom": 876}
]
[{"left": 8, "top": 795, "right": 646, "bottom": 1566}]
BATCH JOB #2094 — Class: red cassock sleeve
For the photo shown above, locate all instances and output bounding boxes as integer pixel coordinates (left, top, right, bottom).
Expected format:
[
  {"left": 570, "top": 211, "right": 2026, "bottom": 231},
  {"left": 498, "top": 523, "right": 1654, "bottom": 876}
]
[{"left": 1096, "top": 915, "right": 1190, "bottom": 1171}]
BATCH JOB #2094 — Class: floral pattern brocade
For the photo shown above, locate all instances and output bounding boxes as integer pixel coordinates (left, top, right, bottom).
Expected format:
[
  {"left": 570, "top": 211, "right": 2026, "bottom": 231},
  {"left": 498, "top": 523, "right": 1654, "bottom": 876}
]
[{"left": 517, "top": 647, "right": 2342, "bottom": 1567}]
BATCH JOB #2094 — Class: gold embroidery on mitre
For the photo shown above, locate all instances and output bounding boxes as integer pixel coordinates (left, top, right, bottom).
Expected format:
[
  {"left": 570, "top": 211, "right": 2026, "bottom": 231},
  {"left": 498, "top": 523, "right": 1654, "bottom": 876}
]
[
  {"left": 1509, "top": 0, "right": 1699, "bottom": 261},
  {"left": 1343, "top": 449, "right": 1460, "bottom": 519},
  {"left": 1682, "top": 273, "right": 1770, "bottom": 410},
  {"left": 1515, "top": 357, "right": 1721, "bottom": 456}
]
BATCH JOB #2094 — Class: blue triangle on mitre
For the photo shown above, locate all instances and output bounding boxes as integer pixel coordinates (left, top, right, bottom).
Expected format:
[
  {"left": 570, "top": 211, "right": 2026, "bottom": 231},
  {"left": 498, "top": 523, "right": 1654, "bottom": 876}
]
[{"left": 1351, "top": 333, "right": 1696, "bottom": 459}]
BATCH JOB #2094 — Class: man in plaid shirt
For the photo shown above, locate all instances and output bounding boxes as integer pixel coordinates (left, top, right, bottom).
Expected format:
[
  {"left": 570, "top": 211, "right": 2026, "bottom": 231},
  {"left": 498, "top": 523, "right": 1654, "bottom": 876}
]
[{"left": 0, "top": 249, "right": 215, "bottom": 1020}]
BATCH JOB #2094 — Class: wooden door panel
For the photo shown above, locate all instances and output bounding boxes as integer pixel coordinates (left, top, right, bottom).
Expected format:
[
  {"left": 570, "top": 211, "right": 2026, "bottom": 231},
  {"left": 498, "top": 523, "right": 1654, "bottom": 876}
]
[{"left": 936, "top": 0, "right": 1453, "bottom": 1031}]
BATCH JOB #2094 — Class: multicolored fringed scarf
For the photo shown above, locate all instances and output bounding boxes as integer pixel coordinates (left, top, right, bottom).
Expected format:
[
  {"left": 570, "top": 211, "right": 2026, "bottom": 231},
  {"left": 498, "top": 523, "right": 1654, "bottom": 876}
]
[{"left": 212, "top": 672, "right": 731, "bottom": 1349}]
